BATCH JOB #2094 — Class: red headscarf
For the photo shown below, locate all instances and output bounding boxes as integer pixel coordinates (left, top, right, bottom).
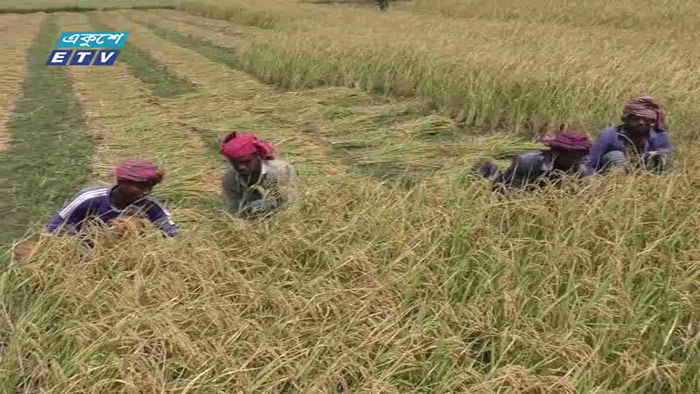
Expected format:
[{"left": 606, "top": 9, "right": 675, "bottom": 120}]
[
  {"left": 115, "top": 158, "right": 164, "bottom": 183},
  {"left": 220, "top": 132, "right": 277, "bottom": 160},
  {"left": 623, "top": 95, "right": 668, "bottom": 131},
  {"left": 536, "top": 131, "right": 592, "bottom": 153}
]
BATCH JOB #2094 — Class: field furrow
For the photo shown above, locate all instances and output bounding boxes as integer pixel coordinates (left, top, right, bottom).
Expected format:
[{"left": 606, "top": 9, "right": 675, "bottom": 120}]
[
  {"left": 139, "top": 7, "right": 266, "bottom": 48},
  {"left": 124, "top": 10, "right": 542, "bottom": 180},
  {"left": 0, "top": 14, "right": 45, "bottom": 153},
  {"left": 85, "top": 12, "right": 194, "bottom": 99},
  {"left": 2, "top": 3, "right": 699, "bottom": 393},
  {"left": 0, "top": 13, "right": 93, "bottom": 247},
  {"left": 123, "top": 9, "right": 434, "bottom": 179},
  {"left": 61, "top": 12, "right": 214, "bottom": 203},
  {"left": 95, "top": 10, "right": 348, "bottom": 179}
]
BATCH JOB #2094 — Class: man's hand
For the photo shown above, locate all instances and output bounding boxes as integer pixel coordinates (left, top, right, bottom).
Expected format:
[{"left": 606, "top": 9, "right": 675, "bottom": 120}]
[
  {"left": 643, "top": 151, "right": 668, "bottom": 173},
  {"left": 108, "top": 217, "right": 147, "bottom": 237},
  {"left": 14, "top": 240, "right": 39, "bottom": 261}
]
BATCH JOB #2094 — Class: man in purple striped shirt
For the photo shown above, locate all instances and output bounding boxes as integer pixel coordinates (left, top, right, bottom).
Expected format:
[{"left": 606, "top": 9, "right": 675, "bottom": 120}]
[{"left": 46, "top": 158, "right": 179, "bottom": 239}]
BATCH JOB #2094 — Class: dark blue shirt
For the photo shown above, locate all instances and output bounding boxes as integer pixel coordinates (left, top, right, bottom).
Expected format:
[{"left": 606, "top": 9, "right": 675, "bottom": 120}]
[
  {"left": 47, "top": 186, "right": 179, "bottom": 237},
  {"left": 493, "top": 150, "right": 587, "bottom": 191}
]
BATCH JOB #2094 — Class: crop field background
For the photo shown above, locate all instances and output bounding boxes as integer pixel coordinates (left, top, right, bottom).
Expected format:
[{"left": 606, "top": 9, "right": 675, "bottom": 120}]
[
  {"left": 0, "top": 0, "right": 699, "bottom": 392},
  {"left": 0, "top": 0, "right": 175, "bottom": 13}
]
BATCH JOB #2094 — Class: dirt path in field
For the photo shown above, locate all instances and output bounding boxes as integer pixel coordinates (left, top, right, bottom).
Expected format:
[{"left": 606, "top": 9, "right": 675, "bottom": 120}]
[
  {"left": 60, "top": 12, "right": 216, "bottom": 201},
  {"left": 0, "top": 13, "right": 45, "bottom": 153},
  {"left": 95, "top": 10, "right": 348, "bottom": 179}
]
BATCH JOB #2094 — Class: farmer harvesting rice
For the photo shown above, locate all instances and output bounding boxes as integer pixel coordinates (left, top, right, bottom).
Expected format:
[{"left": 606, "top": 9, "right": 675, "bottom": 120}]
[
  {"left": 46, "top": 158, "right": 179, "bottom": 238},
  {"left": 476, "top": 130, "right": 592, "bottom": 192},
  {"left": 220, "top": 132, "right": 300, "bottom": 219},
  {"left": 584, "top": 96, "right": 674, "bottom": 175}
]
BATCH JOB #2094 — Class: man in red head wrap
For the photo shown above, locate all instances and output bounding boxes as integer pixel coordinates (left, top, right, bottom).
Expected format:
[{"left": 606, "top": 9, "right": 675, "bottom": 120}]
[
  {"left": 219, "top": 132, "right": 299, "bottom": 219},
  {"left": 13, "top": 159, "right": 177, "bottom": 260},
  {"left": 475, "top": 130, "right": 592, "bottom": 193},
  {"left": 584, "top": 96, "right": 674, "bottom": 175},
  {"left": 45, "top": 158, "right": 179, "bottom": 240}
]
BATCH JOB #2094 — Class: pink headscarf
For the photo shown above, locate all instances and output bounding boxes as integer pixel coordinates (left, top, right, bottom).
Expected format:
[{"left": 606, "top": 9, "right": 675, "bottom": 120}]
[
  {"left": 623, "top": 95, "right": 668, "bottom": 131},
  {"left": 220, "top": 132, "right": 277, "bottom": 160},
  {"left": 115, "top": 158, "right": 164, "bottom": 183},
  {"left": 536, "top": 131, "right": 592, "bottom": 153}
]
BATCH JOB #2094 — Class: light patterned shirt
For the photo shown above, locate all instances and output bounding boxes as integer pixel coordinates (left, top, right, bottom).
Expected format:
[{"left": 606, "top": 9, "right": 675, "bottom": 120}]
[{"left": 222, "top": 160, "right": 300, "bottom": 219}]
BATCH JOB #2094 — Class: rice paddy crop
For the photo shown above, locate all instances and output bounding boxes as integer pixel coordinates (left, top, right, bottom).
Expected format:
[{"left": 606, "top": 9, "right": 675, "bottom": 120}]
[
  {"left": 0, "top": 2, "right": 699, "bottom": 393},
  {"left": 178, "top": 0, "right": 700, "bottom": 140}
]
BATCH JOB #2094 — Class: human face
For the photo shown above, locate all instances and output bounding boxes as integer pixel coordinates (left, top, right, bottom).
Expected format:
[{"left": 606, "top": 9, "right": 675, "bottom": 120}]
[
  {"left": 230, "top": 154, "right": 262, "bottom": 176},
  {"left": 623, "top": 114, "right": 655, "bottom": 135},
  {"left": 117, "top": 181, "right": 154, "bottom": 205}
]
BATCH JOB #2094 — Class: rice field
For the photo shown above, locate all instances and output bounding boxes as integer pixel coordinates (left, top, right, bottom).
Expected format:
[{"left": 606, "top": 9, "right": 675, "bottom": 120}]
[
  {"left": 1, "top": 1, "right": 699, "bottom": 393},
  {"left": 0, "top": 0, "right": 175, "bottom": 13}
]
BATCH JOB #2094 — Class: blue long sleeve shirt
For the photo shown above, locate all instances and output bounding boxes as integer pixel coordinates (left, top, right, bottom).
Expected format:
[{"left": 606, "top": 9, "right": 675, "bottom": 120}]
[
  {"left": 584, "top": 125, "right": 674, "bottom": 174},
  {"left": 46, "top": 186, "right": 179, "bottom": 237},
  {"left": 493, "top": 150, "right": 588, "bottom": 192}
]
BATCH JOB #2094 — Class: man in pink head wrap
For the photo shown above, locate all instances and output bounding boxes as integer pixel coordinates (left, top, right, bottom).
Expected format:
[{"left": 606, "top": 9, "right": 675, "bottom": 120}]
[
  {"left": 219, "top": 132, "right": 299, "bottom": 219},
  {"left": 45, "top": 158, "right": 179, "bottom": 241},
  {"left": 584, "top": 95, "right": 674, "bottom": 175},
  {"left": 115, "top": 158, "right": 164, "bottom": 184},
  {"left": 475, "top": 130, "right": 592, "bottom": 193}
]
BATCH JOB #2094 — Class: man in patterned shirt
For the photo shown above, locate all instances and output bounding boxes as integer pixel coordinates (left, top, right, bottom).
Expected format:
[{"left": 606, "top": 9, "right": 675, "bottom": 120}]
[{"left": 219, "top": 132, "right": 300, "bottom": 220}]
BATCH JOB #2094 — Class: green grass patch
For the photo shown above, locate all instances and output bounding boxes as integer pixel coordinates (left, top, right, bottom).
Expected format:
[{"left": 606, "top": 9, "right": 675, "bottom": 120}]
[
  {"left": 0, "top": 0, "right": 176, "bottom": 12},
  {"left": 87, "top": 12, "right": 195, "bottom": 99},
  {"left": 129, "top": 16, "right": 240, "bottom": 69},
  {"left": 0, "top": 14, "right": 93, "bottom": 249},
  {"left": 0, "top": 5, "right": 174, "bottom": 14}
]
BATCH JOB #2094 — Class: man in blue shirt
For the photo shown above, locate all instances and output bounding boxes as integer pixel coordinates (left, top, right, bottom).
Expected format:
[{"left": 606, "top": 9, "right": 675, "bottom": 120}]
[
  {"left": 475, "top": 131, "right": 592, "bottom": 193},
  {"left": 584, "top": 96, "right": 674, "bottom": 175},
  {"left": 14, "top": 159, "right": 178, "bottom": 260},
  {"left": 46, "top": 158, "right": 179, "bottom": 238}
]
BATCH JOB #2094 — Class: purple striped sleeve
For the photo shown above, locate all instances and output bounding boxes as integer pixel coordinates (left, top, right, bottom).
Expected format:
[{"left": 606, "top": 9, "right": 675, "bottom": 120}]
[
  {"left": 144, "top": 197, "right": 180, "bottom": 237},
  {"left": 46, "top": 199, "right": 90, "bottom": 235}
]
